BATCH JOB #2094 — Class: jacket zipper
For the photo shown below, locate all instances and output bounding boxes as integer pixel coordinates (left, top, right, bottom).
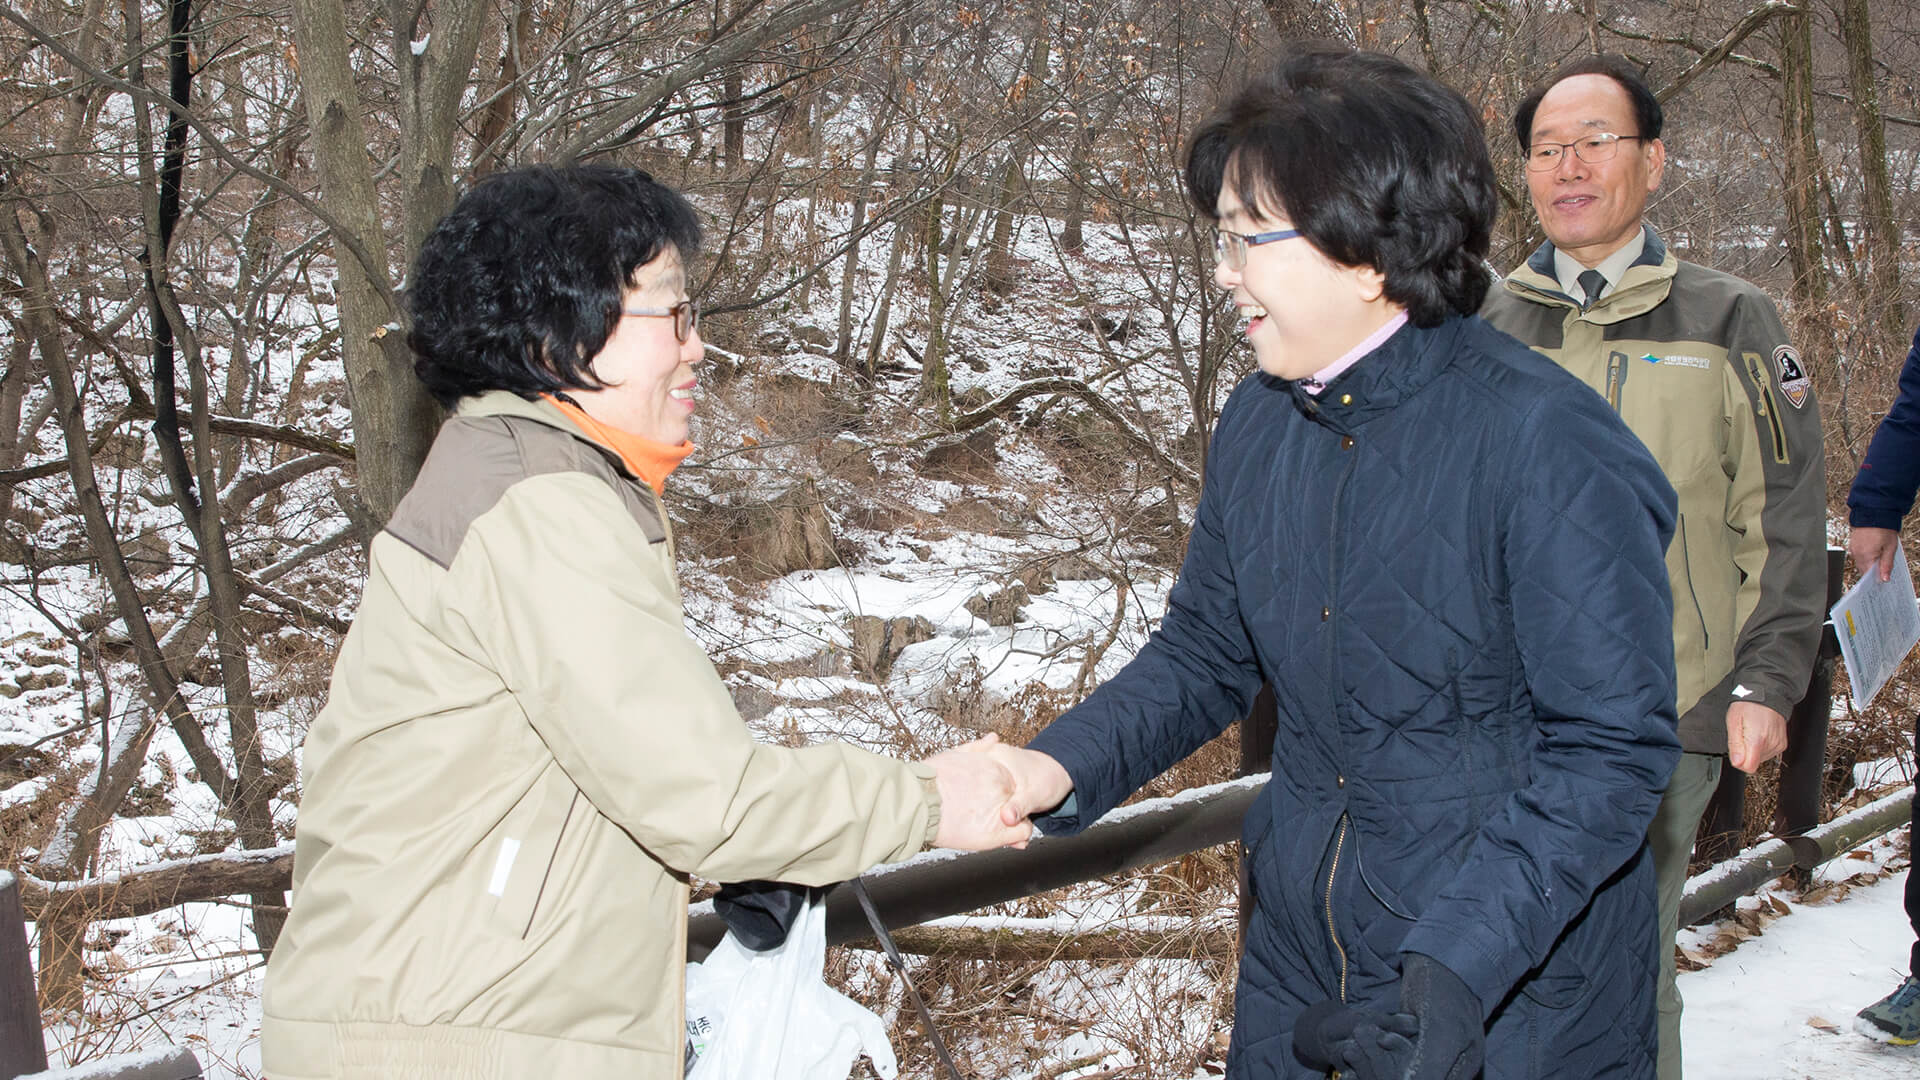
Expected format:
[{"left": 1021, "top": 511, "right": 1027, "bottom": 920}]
[
  {"left": 1326, "top": 814, "right": 1351, "bottom": 1002},
  {"left": 1675, "top": 514, "right": 1709, "bottom": 651},
  {"left": 1742, "top": 353, "right": 1791, "bottom": 464},
  {"left": 1324, "top": 423, "right": 1359, "bottom": 1016},
  {"left": 1604, "top": 350, "right": 1630, "bottom": 412}
]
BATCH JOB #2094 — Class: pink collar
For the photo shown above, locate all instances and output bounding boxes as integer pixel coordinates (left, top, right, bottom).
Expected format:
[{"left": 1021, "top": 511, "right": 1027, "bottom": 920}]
[{"left": 1300, "top": 311, "right": 1410, "bottom": 396}]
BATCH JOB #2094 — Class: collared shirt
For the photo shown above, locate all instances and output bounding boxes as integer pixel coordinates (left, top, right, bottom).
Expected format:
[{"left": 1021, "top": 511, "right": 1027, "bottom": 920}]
[
  {"left": 1552, "top": 229, "right": 1646, "bottom": 304},
  {"left": 545, "top": 394, "right": 694, "bottom": 496},
  {"left": 1301, "top": 310, "right": 1411, "bottom": 396}
]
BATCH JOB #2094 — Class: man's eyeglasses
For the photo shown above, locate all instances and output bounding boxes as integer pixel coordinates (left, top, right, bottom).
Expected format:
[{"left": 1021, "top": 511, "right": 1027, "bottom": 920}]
[
  {"left": 622, "top": 299, "right": 700, "bottom": 343},
  {"left": 1525, "top": 133, "right": 1645, "bottom": 171},
  {"left": 1212, "top": 226, "right": 1303, "bottom": 270}
]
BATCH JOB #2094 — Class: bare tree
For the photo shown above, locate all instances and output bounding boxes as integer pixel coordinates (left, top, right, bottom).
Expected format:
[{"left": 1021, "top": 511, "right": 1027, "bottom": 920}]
[{"left": 1835, "top": 0, "right": 1904, "bottom": 336}]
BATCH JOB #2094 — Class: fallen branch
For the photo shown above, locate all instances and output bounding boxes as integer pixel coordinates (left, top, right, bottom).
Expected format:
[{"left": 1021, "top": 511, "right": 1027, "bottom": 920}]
[
  {"left": 942, "top": 375, "right": 1200, "bottom": 491},
  {"left": 236, "top": 571, "right": 351, "bottom": 634},
  {"left": 15, "top": 845, "right": 293, "bottom": 922},
  {"left": 0, "top": 408, "right": 136, "bottom": 485}
]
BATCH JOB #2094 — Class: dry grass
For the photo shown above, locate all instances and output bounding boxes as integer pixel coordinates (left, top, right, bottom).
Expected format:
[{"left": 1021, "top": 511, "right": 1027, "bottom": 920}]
[{"left": 0, "top": 747, "right": 86, "bottom": 868}]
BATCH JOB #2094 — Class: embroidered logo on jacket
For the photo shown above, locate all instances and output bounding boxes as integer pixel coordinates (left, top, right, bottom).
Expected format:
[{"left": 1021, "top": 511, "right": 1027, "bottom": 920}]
[
  {"left": 1775, "top": 345, "right": 1811, "bottom": 408},
  {"left": 1643, "top": 353, "right": 1711, "bottom": 369}
]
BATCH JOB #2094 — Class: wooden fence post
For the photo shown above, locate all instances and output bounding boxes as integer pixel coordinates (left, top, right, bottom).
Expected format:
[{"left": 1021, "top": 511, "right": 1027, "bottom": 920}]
[
  {"left": 1696, "top": 546, "right": 1846, "bottom": 870},
  {"left": 1236, "top": 683, "right": 1277, "bottom": 952},
  {"left": 1, "top": 870, "right": 49, "bottom": 1080}
]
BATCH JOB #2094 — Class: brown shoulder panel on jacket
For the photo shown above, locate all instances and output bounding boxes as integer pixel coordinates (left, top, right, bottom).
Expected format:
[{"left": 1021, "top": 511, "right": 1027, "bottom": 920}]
[{"left": 386, "top": 414, "right": 668, "bottom": 569}]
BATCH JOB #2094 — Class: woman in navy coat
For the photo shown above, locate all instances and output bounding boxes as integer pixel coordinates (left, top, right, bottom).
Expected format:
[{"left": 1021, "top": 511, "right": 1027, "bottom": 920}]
[
  {"left": 989, "top": 47, "right": 1682, "bottom": 1078},
  {"left": 1845, "top": 321, "right": 1920, "bottom": 1045}
]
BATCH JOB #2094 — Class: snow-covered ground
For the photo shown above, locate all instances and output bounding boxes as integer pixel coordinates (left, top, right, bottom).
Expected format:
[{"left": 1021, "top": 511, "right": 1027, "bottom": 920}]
[{"left": 1682, "top": 837, "right": 1918, "bottom": 1079}]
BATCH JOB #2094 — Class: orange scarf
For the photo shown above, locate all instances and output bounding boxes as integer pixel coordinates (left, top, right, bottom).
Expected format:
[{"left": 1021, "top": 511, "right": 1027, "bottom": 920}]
[{"left": 545, "top": 395, "right": 694, "bottom": 496}]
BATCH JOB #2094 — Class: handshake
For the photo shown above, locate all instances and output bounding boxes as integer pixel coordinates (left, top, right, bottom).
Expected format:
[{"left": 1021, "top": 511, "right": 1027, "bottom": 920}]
[{"left": 922, "top": 734, "right": 1074, "bottom": 851}]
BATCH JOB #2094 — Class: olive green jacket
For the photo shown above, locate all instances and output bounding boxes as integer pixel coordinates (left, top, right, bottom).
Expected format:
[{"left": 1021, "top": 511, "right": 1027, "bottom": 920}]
[
  {"left": 1483, "top": 229, "right": 1827, "bottom": 753},
  {"left": 261, "top": 392, "right": 938, "bottom": 1079}
]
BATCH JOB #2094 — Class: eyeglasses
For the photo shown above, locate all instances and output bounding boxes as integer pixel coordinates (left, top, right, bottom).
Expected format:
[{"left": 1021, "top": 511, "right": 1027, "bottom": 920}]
[
  {"left": 1525, "top": 133, "right": 1644, "bottom": 171},
  {"left": 1212, "top": 226, "right": 1302, "bottom": 270},
  {"left": 622, "top": 299, "right": 700, "bottom": 343}
]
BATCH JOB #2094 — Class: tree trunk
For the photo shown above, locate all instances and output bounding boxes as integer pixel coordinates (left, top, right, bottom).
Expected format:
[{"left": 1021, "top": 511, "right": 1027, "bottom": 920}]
[
  {"left": 835, "top": 107, "right": 892, "bottom": 366},
  {"left": 1410, "top": 0, "right": 1438, "bottom": 72},
  {"left": 985, "top": 33, "right": 1050, "bottom": 296},
  {"left": 1835, "top": 0, "right": 1903, "bottom": 336},
  {"left": 1259, "top": 0, "right": 1344, "bottom": 41},
  {"left": 920, "top": 185, "right": 951, "bottom": 420},
  {"left": 0, "top": 198, "right": 238, "bottom": 1010},
  {"left": 1777, "top": 10, "right": 1827, "bottom": 316},
  {"left": 0, "top": 337, "right": 34, "bottom": 524},
  {"left": 1058, "top": 125, "right": 1093, "bottom": 254},
  {"left": 984, "top": 151, "right": 1026, "bottom": 296},
  {"left": 724, "top": 68, "right": 746, "bottom": 171},
  {"left": 180, "top": 289, "right": 287, "bottom": 952},
  {"left": 472, "top": 0, "right": 536, "bottom": 177},
  {"left": 289, "top": 0, "right": 442, "bottom": 525},
  {"left": 863, "top": 139, "right": 913, "bottom": 381}
]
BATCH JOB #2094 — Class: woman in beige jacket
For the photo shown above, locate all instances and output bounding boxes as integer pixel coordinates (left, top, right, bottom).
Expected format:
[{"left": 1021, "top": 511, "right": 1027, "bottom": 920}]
[{"left": 261, "top": 164, "right": 1028, "bottom": 1079}]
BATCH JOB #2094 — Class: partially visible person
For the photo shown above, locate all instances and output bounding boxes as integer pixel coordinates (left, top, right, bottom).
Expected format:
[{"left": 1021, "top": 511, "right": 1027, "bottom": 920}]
[
  {"left": 986, "top": 46, "right": 1680, "bottom": 1079},
  {"left": 260, "top": 164, "right": 1029, "bottom": 1080},
  {"left": 1846, "top": 321, "right": 1920, "bottom": 1047},
  {"left": 1480, "top": 54, "right": 1829, "bottom": 1080}
]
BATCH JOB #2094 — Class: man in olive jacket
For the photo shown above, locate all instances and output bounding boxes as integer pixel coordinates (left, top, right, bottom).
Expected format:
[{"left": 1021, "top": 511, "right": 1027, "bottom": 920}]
[{"left": 1481, "top": 55, "right": 1828, "bottom": 1080}]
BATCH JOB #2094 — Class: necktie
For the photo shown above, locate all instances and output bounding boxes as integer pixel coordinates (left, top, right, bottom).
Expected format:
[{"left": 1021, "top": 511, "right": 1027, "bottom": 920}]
[{"left": 1577, "top": 268, "right": 1607, "bottom": 309}]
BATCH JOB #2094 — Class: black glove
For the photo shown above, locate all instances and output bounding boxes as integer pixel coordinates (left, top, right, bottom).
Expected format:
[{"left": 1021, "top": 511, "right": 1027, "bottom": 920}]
[
  {"left": 712, "top": 880, "right": 818, "bottom": 951},
  {"left": 1292, "top": 953, "right": 1484, "bottom": 1080}
]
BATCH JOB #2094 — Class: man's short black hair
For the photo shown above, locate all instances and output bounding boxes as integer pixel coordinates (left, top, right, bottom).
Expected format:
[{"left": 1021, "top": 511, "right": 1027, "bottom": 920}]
[
  {"left": 1511, "top": 53, "right": 1664, "bottom": 150},
  {"left": 407, "top": 164, "right": 703, "bottom": 408},
  {"left": 1184, "top": 46, "right": 1498, "bottom": 326}
]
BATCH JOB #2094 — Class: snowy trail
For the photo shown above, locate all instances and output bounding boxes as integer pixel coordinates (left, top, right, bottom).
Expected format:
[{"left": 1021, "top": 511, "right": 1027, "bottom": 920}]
[{"left": 1683, "top": 869, "right": 1919, "bottom": 1079}]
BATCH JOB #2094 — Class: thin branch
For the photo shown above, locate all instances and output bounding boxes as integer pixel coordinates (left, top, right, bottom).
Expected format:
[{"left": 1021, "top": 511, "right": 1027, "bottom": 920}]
[
  {"left": 1642, "top": 1, "right": 1798, "bottom": 103},
  {"left": 124, "top": 400, "right": 355, "bottom": 460},
  {"left": 0, "top": 6, "right": 397, "bottom": 306},
  {"left": 556, "top": 0, "right": 865, "bottom": 162}
]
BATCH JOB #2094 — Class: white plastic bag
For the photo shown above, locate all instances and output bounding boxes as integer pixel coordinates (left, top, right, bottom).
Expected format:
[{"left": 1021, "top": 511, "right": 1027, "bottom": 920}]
[{"left": 684, "top": 895, "right": 899, "bottom": 1080}]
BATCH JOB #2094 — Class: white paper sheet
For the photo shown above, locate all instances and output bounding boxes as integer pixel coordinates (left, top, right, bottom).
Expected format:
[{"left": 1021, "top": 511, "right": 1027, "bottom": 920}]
[{"left": 1830, "top": 541, "right": 1920, "bottom": 709}]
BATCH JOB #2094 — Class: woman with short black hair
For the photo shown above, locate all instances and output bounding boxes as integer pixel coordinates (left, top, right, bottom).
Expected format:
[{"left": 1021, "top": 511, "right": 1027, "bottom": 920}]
[
  {"left": 992, "top": 47, "right": 1682, "bottom": 1079},
  {"left": 262, "top": 164, "right": 1028, "bottom": 1080}
]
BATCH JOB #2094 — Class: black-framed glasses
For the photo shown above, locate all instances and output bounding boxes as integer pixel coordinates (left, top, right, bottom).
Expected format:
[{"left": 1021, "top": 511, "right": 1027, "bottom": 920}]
[
  {"left": 1526, "top": 133, "right": 1644, "bottom": 171},
  {"left": 622, "top": 299, "right": 700, "bottom": 343},
  {"left": 1212, "top": 226, "right": 1302, "bottom": 270}
]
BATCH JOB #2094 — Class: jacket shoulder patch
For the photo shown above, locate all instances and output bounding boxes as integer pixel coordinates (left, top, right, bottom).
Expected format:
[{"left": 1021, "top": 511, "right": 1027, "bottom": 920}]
[
  {"left": 1775, "top": 345, "right": 1811, "bottom": 408},
  {"left": 386, "top": 415, "right": 667, "bottom": 568}
]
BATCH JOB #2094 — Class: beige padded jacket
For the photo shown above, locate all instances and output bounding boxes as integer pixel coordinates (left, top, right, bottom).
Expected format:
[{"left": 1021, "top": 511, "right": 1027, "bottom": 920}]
[{"left": 261, "top": 392, "right": 939, "bottom": 1079}]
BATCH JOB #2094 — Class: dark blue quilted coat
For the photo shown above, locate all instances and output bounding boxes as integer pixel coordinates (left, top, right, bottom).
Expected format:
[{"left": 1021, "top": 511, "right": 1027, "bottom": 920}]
[{"left": 1030, "top": 315, "right": 1681, "bottom": 1078}]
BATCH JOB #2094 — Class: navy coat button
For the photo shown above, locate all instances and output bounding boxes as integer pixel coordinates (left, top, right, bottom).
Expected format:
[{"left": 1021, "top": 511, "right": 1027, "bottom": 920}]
[{"left": 1340, "top": 436, "right": 1355, "bottom": 450}]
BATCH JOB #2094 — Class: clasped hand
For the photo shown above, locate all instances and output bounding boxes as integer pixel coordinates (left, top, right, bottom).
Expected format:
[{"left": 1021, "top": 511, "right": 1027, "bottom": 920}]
[{"left": 922, "top": 735, "right": 1074, "bottom": 851}]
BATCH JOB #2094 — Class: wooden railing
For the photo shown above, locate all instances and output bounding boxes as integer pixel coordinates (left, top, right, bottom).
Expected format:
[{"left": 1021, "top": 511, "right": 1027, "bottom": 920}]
[{"left": 4, "top": 548, "right": 1905, "bottom": 1076}]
